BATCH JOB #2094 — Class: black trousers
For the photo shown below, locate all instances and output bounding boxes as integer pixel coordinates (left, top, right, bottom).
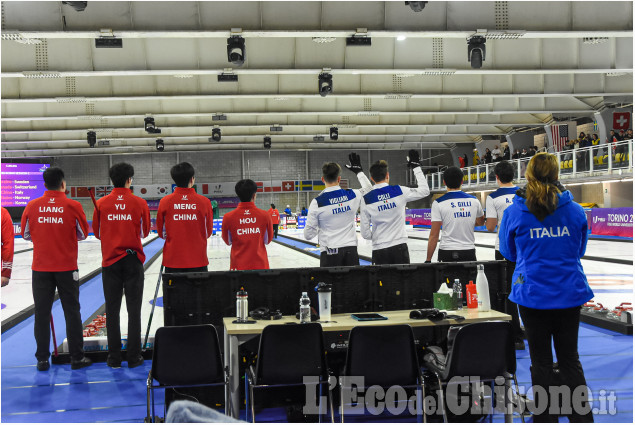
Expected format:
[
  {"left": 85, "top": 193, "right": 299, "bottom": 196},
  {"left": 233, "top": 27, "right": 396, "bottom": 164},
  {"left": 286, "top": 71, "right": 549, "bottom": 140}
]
[
  {"left": 372, "top": 243, "right": 410, "bottom": 265},
  {"left": 273, "top": 224, "right": 279, "bottom": 238},
  {"left": 164, "top": 266, "right": 208, "bottom": 274},
  {"left": 495, "top": 250, "right": 523, "bottom": 342},
  {"left": 518, "top": 305, "right": 593, "bottom": 423},
  {"left": 32, "top": 270, "right": 84, "bottom": 361},
  {"left": 102, "top": 254, "right": 145, "bottom": 361},
  {"left": 319, "top": 246, "right": 360, "bottom": 267},
  {"left": 437, "top": 248, "right": 476, "bottom": 262}
]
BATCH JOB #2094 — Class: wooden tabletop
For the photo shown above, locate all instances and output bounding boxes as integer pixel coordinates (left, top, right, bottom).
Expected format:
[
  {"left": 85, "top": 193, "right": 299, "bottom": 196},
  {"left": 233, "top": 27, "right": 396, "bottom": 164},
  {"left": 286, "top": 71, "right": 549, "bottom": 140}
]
[{"left": 223, "top": 309, "right": 511, "bottom": 335}]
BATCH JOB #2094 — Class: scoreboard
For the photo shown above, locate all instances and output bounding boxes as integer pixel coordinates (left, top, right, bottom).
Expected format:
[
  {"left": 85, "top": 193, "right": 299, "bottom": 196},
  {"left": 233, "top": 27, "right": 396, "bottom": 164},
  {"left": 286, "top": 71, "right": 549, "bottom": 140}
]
[{"left": 1, "top": 163, "right": 50, "bottom": 207}]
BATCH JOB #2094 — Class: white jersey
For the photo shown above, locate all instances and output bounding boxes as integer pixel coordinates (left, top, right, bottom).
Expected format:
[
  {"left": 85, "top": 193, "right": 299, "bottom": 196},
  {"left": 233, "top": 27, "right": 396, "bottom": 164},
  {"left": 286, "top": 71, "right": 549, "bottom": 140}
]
[
  {"left": 304, "top": 172, "right": 372, "bottom": 251},
  {"left": 361, "top": 167, "right": 430, "bottom": 250},
  {"left": 431, "top": 190, "right": 484, "bottom": 251},
  {"left": 485, "top": 186, "right": 518, "bottom": 250}
]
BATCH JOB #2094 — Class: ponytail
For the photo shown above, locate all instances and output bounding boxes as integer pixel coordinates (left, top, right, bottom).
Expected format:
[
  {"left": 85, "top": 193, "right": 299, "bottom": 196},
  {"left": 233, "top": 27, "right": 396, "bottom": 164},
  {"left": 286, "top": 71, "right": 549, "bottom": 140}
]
[{"left": 524, "top": 153, "right": 561, "bottom": 221}]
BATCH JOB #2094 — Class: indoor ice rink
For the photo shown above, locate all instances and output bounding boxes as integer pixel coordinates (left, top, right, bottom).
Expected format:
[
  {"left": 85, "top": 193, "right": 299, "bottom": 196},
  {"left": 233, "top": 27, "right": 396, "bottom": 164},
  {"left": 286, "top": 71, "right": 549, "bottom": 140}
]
[{"left": 1, "top": 1, "right": 633, "bottom": 423}]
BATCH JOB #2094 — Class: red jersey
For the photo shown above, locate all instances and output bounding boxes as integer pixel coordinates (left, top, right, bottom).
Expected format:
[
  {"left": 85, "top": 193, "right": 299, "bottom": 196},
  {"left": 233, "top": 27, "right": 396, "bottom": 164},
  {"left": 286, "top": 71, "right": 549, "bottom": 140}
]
[
  {"left": 268, "top": 208, "right": 280, "bottom": 225},
  {"left": 2, "top": 207, "right": 15, "bottom": 278},
  {"left": 20, "top": 191, "right": 89, "bottom": 272},
  {"left": 156, "top": 187, "right": 213, "bottom": 268},
  {"left": 221, "top": 202, "right": 273, "bottom": 271},
  {"left": 93, "top": 187, "right": 151, "bottom": 267}
]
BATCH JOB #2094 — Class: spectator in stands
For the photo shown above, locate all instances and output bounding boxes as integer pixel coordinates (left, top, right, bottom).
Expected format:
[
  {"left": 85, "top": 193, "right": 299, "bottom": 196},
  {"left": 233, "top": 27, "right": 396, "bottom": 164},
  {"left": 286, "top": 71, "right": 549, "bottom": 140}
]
[
  {"left": 301, "top": 206, "right": 308, "bottom": 216},
  {"left": 493, "top": 153, "right": 503, "bottom": 162},
  {"left": 503, "top": 145, "right": 510, "bottom": 160},
  {"left": 472, "top": 149, "right": 480, "bottom": 166},
  {"left": 499, "top": 153, "right": 594, "bottom": 422},
  {"left": 617, "top": 129, "right": 625, "bottom": 141},
  {"left": 591, "top": 133, "right": 600, "bottom": 158},
  {"left": 284, "top": 205, "right": 292, "bottom": 216},
  {"left": 520, "top": 148, "right": 529, "bottom": 158},
  {"left": 528, "top": 146, "right": 537, "bottom": 157},
  {"left": 627, "top": 129, "right": 633, "bottom": 140},
  {"left": 462, "top": 154, "right": 469, "bottom": 168},
  {"left": 458, "top": 155, "right": 466, "bottom": 168},
  {"left": 492, "top": 145, "right": 502, "bottom": 158},
  {"left": 563, "top": 140, "right": 574, "bottom": 161},
  {"left": 577, "top": 133, "right": 591, "bottom": 171},
  {"left": 484, "top": 148, "right": 493, "bottom": 164},
  {"left": 512, "top": 149, "right": 520, "bottom": 159}
]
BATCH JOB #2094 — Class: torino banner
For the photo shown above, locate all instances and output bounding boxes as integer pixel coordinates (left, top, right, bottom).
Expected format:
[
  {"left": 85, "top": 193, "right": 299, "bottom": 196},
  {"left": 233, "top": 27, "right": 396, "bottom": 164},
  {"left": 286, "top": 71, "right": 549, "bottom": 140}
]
[
  {"left": 591, "top": 207, "right": 633, "bottom": 237},
  {"left": 406, "top": 209, "right": 432, "bottom": 226}
]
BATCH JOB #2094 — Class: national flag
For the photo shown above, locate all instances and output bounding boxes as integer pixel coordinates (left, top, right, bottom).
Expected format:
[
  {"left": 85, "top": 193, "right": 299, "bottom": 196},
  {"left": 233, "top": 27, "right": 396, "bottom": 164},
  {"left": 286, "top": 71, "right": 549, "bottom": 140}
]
[
  {"left": 312, "top": 180, "right": 325, "bottom": 191},
  {"left": 70, "top": 186, "right": 92, "bottom": 198},
  {"left": 593, "top": 120, "right": 598, "bottom": 131},
  {"left": 550, "top": 124, "right": 569, "bottom": 152},
  {"left": 202, "top": 184, "right": 209, "bottom": 195},
  {"left": 299, "top": 180, "right": 313, "bottom": 191},
  {"left": 256, "top": 182, "right": 264, "bottom": 193},
  {"left": 95, "top": 186, "right": 113, "bottom": 199},
  {"left": 281, "top": 181, "right": 295, "bottom": 191},
  {"left": 613, "top": 112, "right": 630, "bottom": 130}
]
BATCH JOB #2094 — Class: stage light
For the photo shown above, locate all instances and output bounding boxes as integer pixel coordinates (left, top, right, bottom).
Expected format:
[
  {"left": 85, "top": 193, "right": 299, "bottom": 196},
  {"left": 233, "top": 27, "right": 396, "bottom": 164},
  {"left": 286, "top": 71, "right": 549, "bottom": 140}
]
[
  {"left": 62, "top": 1, "right": 87, "bottom": 12},
  {"left": 227, "top": 36, "right": 245, "bottom": 66},
  {"left": 313, "top": 135, "right": 325, "bottom": 142},
  {"left": 318, "top": 73, "right": 333, "bottom": 97},
  {"left": 329, "top": 126, "right": 339, "bottom": 141},
  {"left": 144, "top": 117, "right": 161, "bottom": 134},
  {"left": 156, "top": 139, "right": 164, "bottom": 151},
  {"left": 467, "top": 35, "right": 486, "bottom": 69},
  {"left": 263, "top": 136, "right": 272, "bottom": 149},
  {"left": 405, "top": 1, "right": 427, "bottom": 12},
  {"left": 210, "top": 127, "right": 221, "bottom": 142},
  {"left": 87, "top": 131, "right": 96, "bottom": 148}
]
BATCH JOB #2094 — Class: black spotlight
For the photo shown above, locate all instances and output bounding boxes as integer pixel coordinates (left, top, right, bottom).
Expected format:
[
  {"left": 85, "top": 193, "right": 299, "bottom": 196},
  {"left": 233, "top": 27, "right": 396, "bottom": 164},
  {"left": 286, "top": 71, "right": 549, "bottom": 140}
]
[
  {"left": 467, "top": 35, "right": 486, "bottom": 69},
  {"left": 62, "top": 1, "right": 87, "bottom": 12},
  {"left": 405, "top": 1, "right": 427, "bottom": 12},
  {"left": 329, "top": 126, "right": 339, "bottom": 141},
  {"left": 87, "top": 131, "right": 96, "bottom": 148},
  {"left": 156, "top": 139, "right": 164, "bottom": 151},
  {"left": 144, "top": 117, "right": 161, "bottom": 134},
  {"left": 227, "top": 36, "right": 245, "bottom": 66},
  {"left": 263, "top": 136, "right": 272, "bottom": 149},
  {"left": 318, "top": 73, "right": 333, "bottom": 97},
  {"left": 210, "top": 127, "right": 222, "bottom": 142}
]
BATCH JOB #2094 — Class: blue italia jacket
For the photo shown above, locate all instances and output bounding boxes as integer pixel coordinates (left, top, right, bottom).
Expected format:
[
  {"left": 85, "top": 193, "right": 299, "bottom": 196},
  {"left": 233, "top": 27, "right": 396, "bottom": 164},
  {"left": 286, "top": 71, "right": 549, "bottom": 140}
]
[{"left": 499, "top": 190, "right": 594, "bottom": 310}]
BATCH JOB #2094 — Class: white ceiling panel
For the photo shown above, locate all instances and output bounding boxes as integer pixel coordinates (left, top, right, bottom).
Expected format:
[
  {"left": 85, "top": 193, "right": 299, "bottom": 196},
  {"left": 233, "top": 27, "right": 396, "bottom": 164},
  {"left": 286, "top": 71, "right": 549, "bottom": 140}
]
[
  {"left": 544, "top": 74, "right": 574, "bottom": 93},
  {"left": 441, "top": 75, "right": 483, "bottom": 94},
  {"left": 542, "top": 39, "right": 578, "bottom": 69},
  {"left": 278, "top": 74, "right": 319, "bottom": 94},
  {"left": 605, "top": 74, "right": 634, "bottom": 94},
  {"left": 261, "top": 2, "right": 322, "bottom": 30},
  {"left": 236, "top": 74, "right": 279, "bottom": 94},
  {"left": 61, "top": 1, "right": 135, "bottom": 31},
  {"left": 321, "top": 2, "right": 386, "bottom": 30},
  {"left": 130, "top": 2, "right": 201, "bottom": 31},
  {"left": 615, "top": 37, "right": 634, "bottom": 70},
  {"left": 572, "top": 1, "right": 633, "bottom": 30},
  {"left": 446, "top": 2, "right": 495, "bottom": 31},
  {"left": 2, "top": 1, "right": 62, "bottom": 31},
  {"left": 198, "top": 1, "right": 263, "bottom": 30},
  {"left": 46, "top": 39, "right": 93, "bottom": 71},
  {"left": 384, "top": 1, "right": 448, "bottom": 31},
  {"left": 111, "top": 76, "right": 157, "bottom": 97},
  {"left": 393, "top": 38, "right": 434, "bottom": 68},
  {"left": 266, "top": 98, "right": 303, "bottom": 113},
  {"left": 482, "top": 75, "right": 512, "bottom": 93},
  {"left": 573, "top": 74, "right": 605, "bottom": 94},
  {"left": 0, "top": 42, "right": 37, "bottom": 72},
  {"left": 512, "top": 75, "right": 544, "bottom": 94},
  {"left": 91, "top": 39, "right": 149, "bottom": 71},
  {"left": 293, "top": 38, "right": 347, "bottom": 69},
  {"left": 196, "top": 38, "right": 238, "bottom": 69},
  {"left": 144, "top": 39, "right": 200, "bottom": 69},
  {"left": 154, "top": 76, "right": 198, "bottom": 96},
  {"left": 73, "top": 76, "right": 114, "bottom": 97},
  {"left": 578, "top": 40, "right": 614, "bottom": 68},
  {"left": 359, "top": 75, "right": 394, "bottom": 93},
  {"left": 491, "top": 39, "right": 541, "bottom": 69},
  {"left": 16, "top": 77, "right": 65, "bottom": 98},
  {"left": 344, "top": 38, "right": 395, "bottom": 69},
  {"left": 246, "top": 38, "right": 296, "bottom": 69}
]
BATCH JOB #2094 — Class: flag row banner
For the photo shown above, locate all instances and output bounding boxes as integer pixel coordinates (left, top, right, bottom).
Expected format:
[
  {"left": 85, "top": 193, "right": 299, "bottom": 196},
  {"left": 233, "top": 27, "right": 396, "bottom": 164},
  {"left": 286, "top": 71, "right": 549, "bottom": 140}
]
[{"left": 67, "top": 179, "right": 347, "bottom": 200}]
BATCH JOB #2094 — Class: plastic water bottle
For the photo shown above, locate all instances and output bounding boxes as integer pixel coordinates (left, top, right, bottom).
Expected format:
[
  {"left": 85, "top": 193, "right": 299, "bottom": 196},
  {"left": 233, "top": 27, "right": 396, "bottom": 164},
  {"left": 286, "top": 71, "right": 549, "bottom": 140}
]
[
  {"left": 453, "top": 279, "right": 463, "bottom": 310},
  {"left": 300, "top": 292, "right": 311, "bottom": 323},
  {"left": 475, "top": 264, "right": 491, "bottom": 312}
]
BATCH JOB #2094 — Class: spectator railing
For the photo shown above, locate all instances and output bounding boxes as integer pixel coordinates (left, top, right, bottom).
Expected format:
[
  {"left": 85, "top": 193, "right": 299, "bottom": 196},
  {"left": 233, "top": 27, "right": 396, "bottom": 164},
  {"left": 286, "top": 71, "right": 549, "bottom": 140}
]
[{"left": 426, "top": 139, "right": 633, "bottom": 191}]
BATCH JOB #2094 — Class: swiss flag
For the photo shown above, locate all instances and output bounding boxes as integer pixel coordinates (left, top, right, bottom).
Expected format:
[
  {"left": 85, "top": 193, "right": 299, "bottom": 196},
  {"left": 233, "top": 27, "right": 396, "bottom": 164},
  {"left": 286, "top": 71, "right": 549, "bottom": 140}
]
[
  {"left": 256, "top": 182, "right": 264, "bottom": 193},
  {"left": 202, "top": 184, "right": 209, "bottom": 195},
  {"left": 613, "top": 112, "right": 631, "bottom": 130},
  {"left": 281, "top": 181, "right": 295, "bottom": 191}
]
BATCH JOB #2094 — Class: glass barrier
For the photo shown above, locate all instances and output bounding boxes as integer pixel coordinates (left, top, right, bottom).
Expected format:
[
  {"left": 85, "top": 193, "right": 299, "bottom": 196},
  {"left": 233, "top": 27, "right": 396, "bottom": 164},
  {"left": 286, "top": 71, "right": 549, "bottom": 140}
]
[{"left": 429, "top": 139, "right": 632, "bottom": 191}]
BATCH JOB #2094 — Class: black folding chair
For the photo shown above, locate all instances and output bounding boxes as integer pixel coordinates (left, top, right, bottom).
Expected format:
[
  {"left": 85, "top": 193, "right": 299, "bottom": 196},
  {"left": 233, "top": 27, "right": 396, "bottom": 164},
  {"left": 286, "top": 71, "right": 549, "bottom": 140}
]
[
  {"left": 245, "top": 323, "right": 334, "bottom": 423},
  {"left": 146, "top": 325, "right": 229, "bottom": 422},
  {"left": 339, "top": 325, "right": 425, "bottom": 423},
  {"left": 423, "top": 321, "right": 523, "bottom": 423}
]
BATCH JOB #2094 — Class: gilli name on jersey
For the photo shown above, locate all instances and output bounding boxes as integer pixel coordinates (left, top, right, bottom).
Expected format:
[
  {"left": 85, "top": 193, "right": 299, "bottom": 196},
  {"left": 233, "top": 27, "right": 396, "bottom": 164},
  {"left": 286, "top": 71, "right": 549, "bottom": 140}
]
[{"left": 529, "top": 226, "right": 570, "bottom": 238}]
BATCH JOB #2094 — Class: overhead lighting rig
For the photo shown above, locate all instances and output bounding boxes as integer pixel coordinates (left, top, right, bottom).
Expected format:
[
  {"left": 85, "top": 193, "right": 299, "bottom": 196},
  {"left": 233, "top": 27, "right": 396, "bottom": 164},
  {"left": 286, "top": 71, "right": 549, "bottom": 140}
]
[
  {"left": 155, "top": 139, "right": 165, "bottom": 151},
  {"left": 227, "top": 35, "right": 245, "bottom": 66},
  {"left": 263, "top": 136, "right": 272, "bottom": 149},
  {"left": 318, "top": 72, "right": 333, "bottom": 97},
  {"left": 467, "top": 35, "right": 486, "bottom": 69},
  {"left": 210, "top": 127, "right": 222, "bottom": 142},
  {"left": 329, "top": 127, "right": 339, "bottom": 140},
  {"left": 144, "top": 117, "right": 161, "bottom": 134},
  {"left": 87, "top": 131, "right": 96, "bottom": 148}
]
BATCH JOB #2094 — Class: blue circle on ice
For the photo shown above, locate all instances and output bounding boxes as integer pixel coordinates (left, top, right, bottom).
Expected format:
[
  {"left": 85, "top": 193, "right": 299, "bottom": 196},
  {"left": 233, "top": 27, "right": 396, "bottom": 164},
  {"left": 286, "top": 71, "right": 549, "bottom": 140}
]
[
  {"left": 1, "top": 303, "right": 5, "bottom": 310},
  {"left": 148, "top": 297, "right": 163, "bottom": 308}
]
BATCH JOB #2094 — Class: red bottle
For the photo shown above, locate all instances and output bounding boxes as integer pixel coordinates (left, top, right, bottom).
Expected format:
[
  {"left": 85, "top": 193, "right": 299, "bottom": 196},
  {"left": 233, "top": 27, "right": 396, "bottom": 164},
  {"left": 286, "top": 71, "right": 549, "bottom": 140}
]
[{"left": 466, "top": 281, "right": 478, "bottom": 309}]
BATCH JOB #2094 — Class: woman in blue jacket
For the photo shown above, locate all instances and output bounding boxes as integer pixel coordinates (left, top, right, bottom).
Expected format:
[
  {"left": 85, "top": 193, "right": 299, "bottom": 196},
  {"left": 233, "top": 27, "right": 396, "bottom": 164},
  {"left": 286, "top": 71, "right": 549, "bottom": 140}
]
[{"left": 499, "top": 153, "right": 594, "bottom": 422}]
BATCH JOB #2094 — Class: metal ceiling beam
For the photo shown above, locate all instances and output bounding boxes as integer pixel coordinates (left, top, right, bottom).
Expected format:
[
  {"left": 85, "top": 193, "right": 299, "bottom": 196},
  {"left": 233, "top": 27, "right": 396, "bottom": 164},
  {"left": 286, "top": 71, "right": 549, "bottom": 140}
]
[
  {"left": 5, "top": 30, "right": 632, "bottom": 39},
  {"left": 1, "top": 92, "right": 629, "bottom": 104},
  {"left": 4, "top": 69, "right": 632, "bottom": 78}
]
